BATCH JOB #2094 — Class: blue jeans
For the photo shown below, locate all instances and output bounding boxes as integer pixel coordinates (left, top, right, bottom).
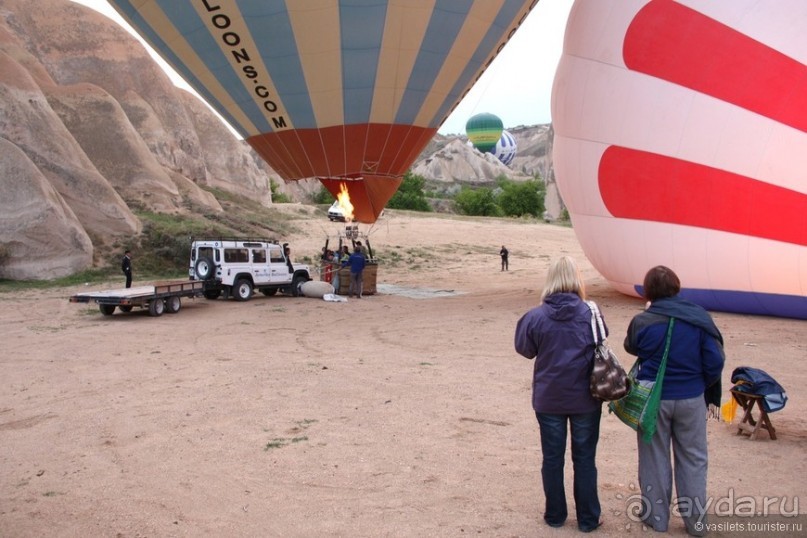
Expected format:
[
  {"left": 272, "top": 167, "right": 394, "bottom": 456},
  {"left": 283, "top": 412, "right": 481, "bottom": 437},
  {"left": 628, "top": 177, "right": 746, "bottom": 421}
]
[{"left": 536, "top": 409, "right": 602, "bottom": 531}]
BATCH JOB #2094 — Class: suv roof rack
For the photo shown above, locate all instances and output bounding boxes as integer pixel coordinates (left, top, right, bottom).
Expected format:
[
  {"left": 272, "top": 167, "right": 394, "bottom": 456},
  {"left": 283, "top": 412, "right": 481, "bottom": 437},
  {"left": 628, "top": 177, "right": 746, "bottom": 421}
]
[{"left": 191, "top": 236, "right": 279, "bottom": 245}]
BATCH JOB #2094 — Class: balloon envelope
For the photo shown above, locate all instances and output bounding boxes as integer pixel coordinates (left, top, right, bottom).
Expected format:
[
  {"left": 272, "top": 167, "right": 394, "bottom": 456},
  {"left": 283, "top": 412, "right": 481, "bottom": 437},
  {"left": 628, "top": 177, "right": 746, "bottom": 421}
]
[
  {"left": 466, "top": 112, "right": 504, "bottom": 153},
  {"left": 107, "top": 1, "right": 536, "bottom": 223},
  {"left": 493, "top": 129, "right": 517, "bottom": 166},
  {"left": 552, "top": 0, "right": 807, "bottom": 319}
]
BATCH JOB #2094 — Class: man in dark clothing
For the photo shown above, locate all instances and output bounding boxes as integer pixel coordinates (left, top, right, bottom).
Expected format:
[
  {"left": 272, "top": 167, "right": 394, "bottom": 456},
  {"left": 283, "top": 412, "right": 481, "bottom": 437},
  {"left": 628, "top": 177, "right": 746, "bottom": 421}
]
[
  {"left": 121, "top": 250, "right": 133, "bottom": 288},
  {"left": 500, "top": 245, "right": 509, "bottom": 271},
  {"left": 347, "top": 246, "right": 366, "bottom": 298},
  {"left": 283, "top": 243, "right": 294, "bottom": 273}
]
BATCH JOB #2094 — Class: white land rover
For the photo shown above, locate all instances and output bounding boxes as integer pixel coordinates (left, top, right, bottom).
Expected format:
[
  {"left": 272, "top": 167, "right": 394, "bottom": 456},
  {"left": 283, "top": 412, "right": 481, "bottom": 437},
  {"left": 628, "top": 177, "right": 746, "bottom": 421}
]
[{"left": 189, "top": 238, "right": 311, "bottom": 301}]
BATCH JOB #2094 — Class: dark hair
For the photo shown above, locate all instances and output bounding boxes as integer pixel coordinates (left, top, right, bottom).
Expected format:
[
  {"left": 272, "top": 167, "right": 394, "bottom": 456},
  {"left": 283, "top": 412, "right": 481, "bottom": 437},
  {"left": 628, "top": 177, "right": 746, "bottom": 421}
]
[{"left": 643, "top": 266, "right": 681, "bottom": 302}]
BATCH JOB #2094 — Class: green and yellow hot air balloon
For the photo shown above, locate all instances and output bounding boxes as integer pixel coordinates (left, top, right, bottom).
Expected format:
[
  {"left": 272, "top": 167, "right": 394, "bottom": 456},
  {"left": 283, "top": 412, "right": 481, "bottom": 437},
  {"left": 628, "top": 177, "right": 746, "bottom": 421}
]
[{"left": 466, "top": 112, "right": 504, "bottom": 154}]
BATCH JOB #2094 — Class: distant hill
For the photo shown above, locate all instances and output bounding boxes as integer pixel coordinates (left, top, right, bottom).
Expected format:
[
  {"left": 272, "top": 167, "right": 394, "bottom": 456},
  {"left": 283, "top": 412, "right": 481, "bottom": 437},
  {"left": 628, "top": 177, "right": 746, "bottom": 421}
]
[{"left": 411, "top": 124, "right": 561, "bottom": 218}]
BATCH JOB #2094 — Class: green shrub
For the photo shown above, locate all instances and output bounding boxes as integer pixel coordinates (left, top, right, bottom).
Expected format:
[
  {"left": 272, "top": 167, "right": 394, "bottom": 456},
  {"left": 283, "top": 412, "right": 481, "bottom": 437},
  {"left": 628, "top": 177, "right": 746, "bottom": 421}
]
[
  {"left": 497, "top": 179, "right": 545, "bottom": 217},
  {"left": 454, "top": 187, "right": 502, "bottom": 217},
  {"left": 312, "top": 186, "right": 335, "bottom": 204},
  {"left": 270, "top": 179, "right": 292, "bottom": 203},
  {"left": 388, "top": 171, "right": 431, "bottom": 212}
]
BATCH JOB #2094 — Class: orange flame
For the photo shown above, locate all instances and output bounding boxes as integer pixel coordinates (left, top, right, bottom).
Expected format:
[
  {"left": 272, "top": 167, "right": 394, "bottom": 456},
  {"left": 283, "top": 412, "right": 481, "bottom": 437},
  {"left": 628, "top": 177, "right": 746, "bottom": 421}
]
[{"left": 336, "top": 183, "right": 354, "bottom": 222}]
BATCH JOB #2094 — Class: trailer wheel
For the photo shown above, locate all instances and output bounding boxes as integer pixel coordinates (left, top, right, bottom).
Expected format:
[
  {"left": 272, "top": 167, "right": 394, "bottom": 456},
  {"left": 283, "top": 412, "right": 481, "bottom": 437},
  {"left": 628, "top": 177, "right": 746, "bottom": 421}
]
[
  {"left": 119, "top": 305, "right": 133, "bottom": 313},
  {"left": 203, "top": 289, "right": 221, "bottom": 300},
  {"left": 261, "top": 288, "right": 278, "bottom": 296},
  {"left": 234, "top": 278, "right": 253, "bottom": 301},
  {"left": 195, "top": 257, "right": 216, "bottom": 280},
  {"left": 148, "top": 299, "right": 165, "bottom": 317},
  {"left": 99, "top": 304, "right": 116, "bottom": 316},
  {"left": 165, "top": 296, "right": 181, "bottom": 313}
]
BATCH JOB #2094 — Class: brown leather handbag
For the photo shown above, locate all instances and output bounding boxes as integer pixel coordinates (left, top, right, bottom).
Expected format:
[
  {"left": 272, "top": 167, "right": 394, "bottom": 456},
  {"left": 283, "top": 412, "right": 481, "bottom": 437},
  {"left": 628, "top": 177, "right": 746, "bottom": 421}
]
[{"left": 587, "top": 301, "right": 628, "bottom": 401}]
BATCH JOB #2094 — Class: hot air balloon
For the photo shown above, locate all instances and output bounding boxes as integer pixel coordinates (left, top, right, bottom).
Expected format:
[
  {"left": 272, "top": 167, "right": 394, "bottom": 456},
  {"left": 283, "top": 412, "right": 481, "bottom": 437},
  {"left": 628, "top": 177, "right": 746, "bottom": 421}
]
[
  {"left": 493, "top": 129, "right": 517, "bottom": 166},
  {"left": 107, "top": 1, "right": 537, "bottom": 223},
  {"left": 466, "top": 112, "right": 504, "bottom": 153},
  {"left": 552, "top": 0, "right": 807, "bottom": 319}
]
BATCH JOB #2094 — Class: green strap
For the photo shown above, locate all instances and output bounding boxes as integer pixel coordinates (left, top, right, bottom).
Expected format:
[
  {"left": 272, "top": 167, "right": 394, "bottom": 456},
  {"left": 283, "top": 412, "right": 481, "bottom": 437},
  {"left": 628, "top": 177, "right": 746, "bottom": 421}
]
[
  {"left": 653, "top": 317, "right": 676, "bottom": 388},
  {"left": 640, "top": 317, "right": 676, "bottom": 443}
]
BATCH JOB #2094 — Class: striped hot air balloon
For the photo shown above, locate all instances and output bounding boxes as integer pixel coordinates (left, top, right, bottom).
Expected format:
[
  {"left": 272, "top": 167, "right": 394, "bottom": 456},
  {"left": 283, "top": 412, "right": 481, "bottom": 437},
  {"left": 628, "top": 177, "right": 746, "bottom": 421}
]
[
  {"left": 552, "top": 0, "right": 807, "bottom": 319},
  {"left": 466, "top": 112, "right": 504, "bottom": 153},
  {"left": 107, "top": 0, "right": 537, "bottom": 223},
  {"left": 493, "top": 129, "right": 517, "bottom": 166}
]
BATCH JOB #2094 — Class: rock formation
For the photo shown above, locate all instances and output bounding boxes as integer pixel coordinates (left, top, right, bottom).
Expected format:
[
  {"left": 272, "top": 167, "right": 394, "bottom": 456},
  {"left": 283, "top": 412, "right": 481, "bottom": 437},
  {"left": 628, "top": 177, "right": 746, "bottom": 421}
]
[
  {"left": 0, "top": 0, "right": 278, "bottom": 279},
  {"left": 0, "top": 138, "right": 93, "bottom": 279}
]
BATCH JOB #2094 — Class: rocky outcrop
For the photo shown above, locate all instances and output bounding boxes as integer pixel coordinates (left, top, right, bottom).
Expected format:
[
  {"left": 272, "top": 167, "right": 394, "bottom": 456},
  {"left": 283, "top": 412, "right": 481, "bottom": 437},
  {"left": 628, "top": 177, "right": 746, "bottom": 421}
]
[
  {"left": 180, "top": 92, "right": 270, "bottom": 206},
  {"left": 0, "top": 0, "right": 280, "bottom": 279},
  {"left": 0, "top": 138, "right": 93, "bottom": 279},
  {"left": 47, "top": 82, "right": 186, "bottom": 213},
  {"left": 509, "top": 124, "right": 553, "bottom": 180},
  {"left": 412, "top": 139, "right": 531, "bottom": 184},
  {"left": 0, "top": 50, "right": 141, "bottom": 237}
]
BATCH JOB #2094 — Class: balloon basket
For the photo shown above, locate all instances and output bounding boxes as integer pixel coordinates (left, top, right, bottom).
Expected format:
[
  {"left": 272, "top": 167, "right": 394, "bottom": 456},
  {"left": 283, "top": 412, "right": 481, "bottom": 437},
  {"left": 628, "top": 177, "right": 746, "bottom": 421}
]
[{"left": 334, "top": 264, "right": 377, "bottom": 296}]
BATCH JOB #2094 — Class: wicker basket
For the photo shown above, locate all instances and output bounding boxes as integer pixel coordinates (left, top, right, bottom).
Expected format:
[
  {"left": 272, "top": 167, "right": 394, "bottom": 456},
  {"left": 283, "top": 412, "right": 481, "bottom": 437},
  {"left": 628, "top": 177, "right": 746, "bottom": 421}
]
[{"left": 336, "top": 263, "right": 377, "bottom": 295}]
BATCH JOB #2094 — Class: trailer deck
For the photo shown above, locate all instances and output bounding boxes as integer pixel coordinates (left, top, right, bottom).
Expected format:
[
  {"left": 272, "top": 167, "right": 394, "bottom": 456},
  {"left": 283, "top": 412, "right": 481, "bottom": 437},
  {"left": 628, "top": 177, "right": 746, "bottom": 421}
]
[{"left": 69, "top": 280, "right": 205, "bottom": 317}]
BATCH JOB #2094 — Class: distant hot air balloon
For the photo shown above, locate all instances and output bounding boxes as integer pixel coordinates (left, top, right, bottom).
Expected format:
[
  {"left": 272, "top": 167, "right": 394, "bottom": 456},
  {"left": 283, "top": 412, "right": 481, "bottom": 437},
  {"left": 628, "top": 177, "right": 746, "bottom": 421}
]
[
  {"left": 493, "top": 129, "right": 517, "bottom": 166},
  {"left": 466, "top": 112, "right": 504, "bottom": 153},
  {"left": 107, "top": 1, "right": 537, "bottom": 223},
  {"left": 552, "top": 0, "right": 807, "bottom": 319}
]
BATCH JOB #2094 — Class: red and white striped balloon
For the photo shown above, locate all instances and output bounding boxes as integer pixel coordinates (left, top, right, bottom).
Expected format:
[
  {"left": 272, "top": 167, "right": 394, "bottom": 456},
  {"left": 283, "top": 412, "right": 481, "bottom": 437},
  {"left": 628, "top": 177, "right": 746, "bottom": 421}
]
[{"left": 552, "top": 0, "right": 807, "bottom": 319}]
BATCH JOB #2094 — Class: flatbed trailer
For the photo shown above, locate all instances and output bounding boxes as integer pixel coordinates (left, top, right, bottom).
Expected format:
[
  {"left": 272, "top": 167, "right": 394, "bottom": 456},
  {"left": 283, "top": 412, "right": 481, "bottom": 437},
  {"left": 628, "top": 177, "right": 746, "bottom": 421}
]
[{"left": 69, "top": 280, "right": 205, "bottom": 317}]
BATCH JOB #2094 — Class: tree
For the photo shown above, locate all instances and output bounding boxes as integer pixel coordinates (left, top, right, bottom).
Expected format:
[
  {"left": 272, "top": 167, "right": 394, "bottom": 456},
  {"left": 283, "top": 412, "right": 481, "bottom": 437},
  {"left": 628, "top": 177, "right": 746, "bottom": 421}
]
[
  {"left": 497, "top": 179, "right": 545, "bottom": 217},
  {"left": 454, "top": 186, "right": 502, "bottom": 217},
  {"left": 312, "top": 185, "right": 335, "bottom": 204},
  {"left": 387, "top": 171, "right": 431, "bottom": 212}
]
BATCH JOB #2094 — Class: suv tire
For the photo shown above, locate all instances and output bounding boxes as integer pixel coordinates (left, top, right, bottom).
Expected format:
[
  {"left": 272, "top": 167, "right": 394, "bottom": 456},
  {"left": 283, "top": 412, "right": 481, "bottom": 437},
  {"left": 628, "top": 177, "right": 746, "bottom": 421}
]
[
  {"left": 234, "top": 278, "right": 253, "bottom": 301},
  {"left": 291, "top": 274, "right": 307, "bottom": 297},
  {"left": 203, "top": 289, "right": 221, "bottom": 300},
  {"left": 195, "top": 257, "right": 216, "bottom": 280}
]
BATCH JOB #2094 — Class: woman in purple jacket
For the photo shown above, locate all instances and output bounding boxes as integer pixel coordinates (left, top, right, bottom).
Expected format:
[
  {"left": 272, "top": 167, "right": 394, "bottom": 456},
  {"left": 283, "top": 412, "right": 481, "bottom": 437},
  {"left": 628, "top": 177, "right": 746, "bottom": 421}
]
[{"left": 514, "top": 256, "right": 604, "bottom": 532}]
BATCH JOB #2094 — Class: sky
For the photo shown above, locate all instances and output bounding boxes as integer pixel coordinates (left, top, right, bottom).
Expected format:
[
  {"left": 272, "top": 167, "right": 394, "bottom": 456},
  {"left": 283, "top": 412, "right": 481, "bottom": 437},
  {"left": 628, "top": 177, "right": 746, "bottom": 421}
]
[{"left": 72, "top": 0, "right": 573, "bottom": 136}]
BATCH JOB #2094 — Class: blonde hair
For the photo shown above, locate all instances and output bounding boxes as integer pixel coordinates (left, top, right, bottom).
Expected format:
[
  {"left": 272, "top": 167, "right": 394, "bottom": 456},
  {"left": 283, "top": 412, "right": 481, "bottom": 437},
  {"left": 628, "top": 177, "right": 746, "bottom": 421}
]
[{"left": 541, "top": 256, "right": 586, "bottom": 301}]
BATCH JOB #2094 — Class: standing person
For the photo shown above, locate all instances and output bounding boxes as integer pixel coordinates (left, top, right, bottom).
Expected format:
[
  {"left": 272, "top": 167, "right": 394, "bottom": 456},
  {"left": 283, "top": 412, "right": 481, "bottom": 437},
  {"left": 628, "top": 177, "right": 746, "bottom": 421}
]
[
  {"left": 283, "top": 243, "right": 294, "bottom": 273},
  {"left": 322, "top": 251, "right": 334, "bottom": 284},
  {"left": 356, "top": 240, "right": 369, "bottom": 256},
  {"left": 331, "top": 250, "right": 342, "bottom": 294},
  {"left": 121, "top": 250, "right": 133, "bottom": 288},
  {"left": 514, "top": 256, "right": 603, "bottom": 532},
  {"left": 347, "top": 245, "right": 366, "bottom": 298},
  {"left": 500, "top": 245, "right": 509, "bottom": 271},
  {"left": 623, "top": 266, "right": 724, "bottom": 535}
]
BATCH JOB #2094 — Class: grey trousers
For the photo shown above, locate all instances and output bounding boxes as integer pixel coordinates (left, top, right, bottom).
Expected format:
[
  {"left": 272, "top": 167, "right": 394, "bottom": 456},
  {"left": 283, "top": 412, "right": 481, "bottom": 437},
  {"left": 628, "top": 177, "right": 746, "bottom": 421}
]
[{"left": 638, "top": 396, "right": 708, "bottom": 535}]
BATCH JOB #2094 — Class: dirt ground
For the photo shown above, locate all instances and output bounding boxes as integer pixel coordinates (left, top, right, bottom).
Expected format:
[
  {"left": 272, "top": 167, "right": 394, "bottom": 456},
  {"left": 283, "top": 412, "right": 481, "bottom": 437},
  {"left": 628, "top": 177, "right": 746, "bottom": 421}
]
[{"left": 1, "top": 210, "right": 805, "bottom": 537}]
